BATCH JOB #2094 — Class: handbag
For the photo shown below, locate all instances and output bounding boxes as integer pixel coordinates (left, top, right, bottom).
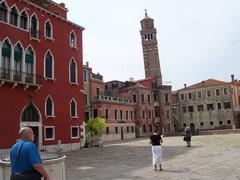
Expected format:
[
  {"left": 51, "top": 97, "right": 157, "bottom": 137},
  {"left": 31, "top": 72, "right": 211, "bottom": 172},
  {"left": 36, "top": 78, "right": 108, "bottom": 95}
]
[
  {"left": 10, "top": 142, "right": 42, "bottom": 180},
  {"left": 183, "top": 136, "right": 188, "bottom": 141}
]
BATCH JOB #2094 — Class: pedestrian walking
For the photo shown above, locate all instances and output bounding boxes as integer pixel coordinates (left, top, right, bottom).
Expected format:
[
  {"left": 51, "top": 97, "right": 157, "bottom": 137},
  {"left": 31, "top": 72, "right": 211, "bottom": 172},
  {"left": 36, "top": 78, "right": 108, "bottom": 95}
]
[
  {"left": 10, "top": 127, "right": 50, "bottom": 180},
  {"left": 150, "top": 129, "right": 163, "bottom": 171},
  {"left": 183, "top": 127, "right": 192, "bottom": 147}
]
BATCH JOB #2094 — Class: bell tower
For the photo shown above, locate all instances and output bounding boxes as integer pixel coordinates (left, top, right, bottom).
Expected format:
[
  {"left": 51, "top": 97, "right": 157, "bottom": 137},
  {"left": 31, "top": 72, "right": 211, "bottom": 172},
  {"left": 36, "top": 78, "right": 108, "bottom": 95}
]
[{"left": 140, "top": 10, "right": 162, "bottom": 84}]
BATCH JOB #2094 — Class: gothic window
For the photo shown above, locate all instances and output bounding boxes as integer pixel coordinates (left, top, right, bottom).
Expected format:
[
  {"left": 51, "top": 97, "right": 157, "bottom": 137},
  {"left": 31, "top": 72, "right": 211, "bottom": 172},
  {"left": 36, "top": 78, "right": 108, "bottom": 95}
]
[
  {"left": 14, "top": 44, "right": 22, "bottom": 80},
  {"left": 25, "top": 47, "right": 34, "bottom": 82},
  {"left": 0, "top": 1, "right": 8, "bottom": 22},
  {"left": 30, "top": 15, "right": 38, "bottom": 38},
  {"left": 10, "top": 6, "right": 18, "bottom": 26},
  {"left": 1, "top": 40, "right": 11, "bottom": 78},
  {"left": 45, "top": 51, "right": 53, "bottom": 79},
  {"left": 69, "top": 59, "right": 77, "bottom": 83},
  {"left": 45, "top": 20, "right": 52, "bottom": 38},
  {"left": 46, "top": 96, "right": 54, "bottom": 117},
  {"left": 20, "top": 11, "right": 28, "bottom": 29},
  {"left": 70, "top": 31, "right": 76, "bottom": 48},
  {"left": 22, "top": 103, "right": 39, "bottom": 122},
  {"left": 70, "top": 99, "right": 77, "bottom": 117}
]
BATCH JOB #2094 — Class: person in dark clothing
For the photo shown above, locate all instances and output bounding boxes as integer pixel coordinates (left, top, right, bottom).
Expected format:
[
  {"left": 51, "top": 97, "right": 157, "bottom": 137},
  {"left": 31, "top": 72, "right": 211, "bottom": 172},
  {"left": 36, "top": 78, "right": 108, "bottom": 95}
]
[
  {"left": 150, "top": 129, "right": 163, "bottom": 171},
  {"left": 183, "top": 127, "right": 192, "bottom": 147}
]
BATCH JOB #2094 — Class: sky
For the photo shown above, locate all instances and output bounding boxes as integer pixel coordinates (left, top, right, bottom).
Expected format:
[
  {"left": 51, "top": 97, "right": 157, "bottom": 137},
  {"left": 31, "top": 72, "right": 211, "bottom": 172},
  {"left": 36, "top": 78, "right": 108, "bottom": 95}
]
[{"left": 54, "top": 0, "right": 240, "bottom": 90}]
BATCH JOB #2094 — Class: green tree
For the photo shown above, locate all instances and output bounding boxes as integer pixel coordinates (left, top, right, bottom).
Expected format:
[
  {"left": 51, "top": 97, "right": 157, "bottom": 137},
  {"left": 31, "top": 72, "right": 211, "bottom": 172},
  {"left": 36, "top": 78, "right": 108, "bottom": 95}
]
[{"left": 85, "top": 117, "right": 106, "bottom": 147}]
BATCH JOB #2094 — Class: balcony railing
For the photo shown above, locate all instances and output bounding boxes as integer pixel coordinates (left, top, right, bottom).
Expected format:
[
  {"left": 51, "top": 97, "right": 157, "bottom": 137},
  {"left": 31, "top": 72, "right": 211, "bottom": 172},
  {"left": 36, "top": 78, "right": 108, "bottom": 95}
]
[
  {"left": 0, "top": 68, "right": 41, "bottom": 86},
  {"left": 92, "top": 95, "right": 134, "bottom": 105}
]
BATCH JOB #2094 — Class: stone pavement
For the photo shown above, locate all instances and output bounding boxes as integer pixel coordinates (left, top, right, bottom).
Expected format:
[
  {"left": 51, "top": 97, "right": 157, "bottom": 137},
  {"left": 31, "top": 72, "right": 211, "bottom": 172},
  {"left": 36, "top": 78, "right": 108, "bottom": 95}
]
[{"left": 64, "top": 134, "right": 240, "bottom": 180}]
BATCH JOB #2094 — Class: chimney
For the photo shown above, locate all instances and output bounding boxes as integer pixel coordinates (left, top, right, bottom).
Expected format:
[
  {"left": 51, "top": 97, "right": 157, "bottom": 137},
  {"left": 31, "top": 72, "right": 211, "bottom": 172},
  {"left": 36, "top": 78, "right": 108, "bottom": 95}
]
[
  {"left": 129, "top": 77, "right": 134, "bottom": 82},
  {"left": 86, "top": 61, "right": 89, "bottom": 67},
  {"left": 184, "top": 84, "right": 186, "bottom": 88},
  {"left": 59, "top": 3, "right": 65, "bottom": 8},
  {"left": 231, "top": 74, "right": 234, "bottom": 82}
]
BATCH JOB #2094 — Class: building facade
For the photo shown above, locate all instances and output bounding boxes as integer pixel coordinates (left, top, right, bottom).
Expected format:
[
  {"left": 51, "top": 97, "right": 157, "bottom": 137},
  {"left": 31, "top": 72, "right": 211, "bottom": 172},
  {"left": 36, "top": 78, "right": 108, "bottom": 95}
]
[
  {"left": 83, "top": 64, "right": 135, "bottom": 141},
  {"left": 174, "top": 77, "right": 240, "bottom": 133},
  {"left": 0, "top": 0, "right": 84, "bottom": 153}
]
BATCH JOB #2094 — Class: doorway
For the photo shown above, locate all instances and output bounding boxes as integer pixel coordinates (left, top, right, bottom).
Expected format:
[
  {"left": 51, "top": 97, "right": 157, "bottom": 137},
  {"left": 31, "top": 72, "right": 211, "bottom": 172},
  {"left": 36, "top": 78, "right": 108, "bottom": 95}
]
[
  {"left": 190, "top": 123, "right": 195, "bottom": 134},
  {"left": 30, "top": 126, "right": 39, "bottom": 147},
  {"left": 21, "top": 103, "right": 42, "bottom": 148},
  {"left": 121, "top": 127, "right": 124, "bottom": 140}
]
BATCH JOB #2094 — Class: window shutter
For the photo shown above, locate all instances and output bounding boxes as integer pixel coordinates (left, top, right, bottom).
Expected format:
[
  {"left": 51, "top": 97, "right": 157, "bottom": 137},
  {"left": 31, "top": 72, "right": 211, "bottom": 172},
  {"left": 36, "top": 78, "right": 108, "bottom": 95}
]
[
  {"left": 14, "top": 51, "right": 22, "bottom": 62},
  {"left": 25, "top": 54, "right": 33, "bottom": 63},
  {"left": 2, "top": 47, "right": 11, "bottom": 57}
]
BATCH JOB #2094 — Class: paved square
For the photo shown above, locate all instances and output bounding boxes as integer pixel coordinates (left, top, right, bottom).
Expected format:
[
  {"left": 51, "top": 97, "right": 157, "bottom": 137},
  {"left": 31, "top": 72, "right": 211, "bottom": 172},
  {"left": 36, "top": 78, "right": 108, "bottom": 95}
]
[{"left": 65, "top": 134, "right": 240, "bottom": 180}]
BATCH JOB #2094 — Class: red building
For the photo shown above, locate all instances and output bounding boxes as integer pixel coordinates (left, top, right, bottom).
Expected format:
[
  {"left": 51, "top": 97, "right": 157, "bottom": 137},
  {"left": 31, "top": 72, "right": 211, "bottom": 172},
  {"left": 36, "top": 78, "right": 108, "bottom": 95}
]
[{"left": 0, "top": 0, "right": 84, "bottom": 153}]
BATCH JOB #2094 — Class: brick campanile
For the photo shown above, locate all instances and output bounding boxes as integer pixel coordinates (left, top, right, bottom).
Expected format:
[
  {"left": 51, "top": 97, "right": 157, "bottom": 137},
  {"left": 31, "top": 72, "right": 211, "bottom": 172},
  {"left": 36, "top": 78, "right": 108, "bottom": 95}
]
[{"left": 140, "top": 10, "right": 162, "bottom": 84}]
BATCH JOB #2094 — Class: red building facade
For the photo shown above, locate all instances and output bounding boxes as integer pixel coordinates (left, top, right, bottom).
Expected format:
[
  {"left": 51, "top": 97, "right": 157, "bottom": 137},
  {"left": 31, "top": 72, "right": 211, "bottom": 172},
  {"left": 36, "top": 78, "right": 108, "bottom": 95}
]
[{"left": 0, "top": 0, "right": 84, "bottom": 152}]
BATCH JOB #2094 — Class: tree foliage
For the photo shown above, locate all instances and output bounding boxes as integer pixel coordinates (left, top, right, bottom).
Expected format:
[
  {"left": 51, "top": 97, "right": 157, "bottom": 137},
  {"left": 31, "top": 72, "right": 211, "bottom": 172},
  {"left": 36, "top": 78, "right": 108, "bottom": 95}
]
[{"left": 85, "top": 117, "right": 106, "bottom": 136}]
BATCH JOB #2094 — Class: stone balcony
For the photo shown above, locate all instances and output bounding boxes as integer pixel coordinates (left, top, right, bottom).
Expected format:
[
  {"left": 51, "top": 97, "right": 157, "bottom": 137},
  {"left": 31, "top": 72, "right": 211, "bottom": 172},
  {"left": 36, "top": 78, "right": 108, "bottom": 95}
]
[{"left": 0, "top": 68, "right": 41, "bottom": 91}]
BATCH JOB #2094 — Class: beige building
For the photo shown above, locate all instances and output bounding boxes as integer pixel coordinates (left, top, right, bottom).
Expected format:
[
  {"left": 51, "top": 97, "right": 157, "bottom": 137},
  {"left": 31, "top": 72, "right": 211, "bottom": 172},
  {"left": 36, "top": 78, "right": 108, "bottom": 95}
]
[{"left": 174, "top": 76, "right": 240, "bottom": 133}]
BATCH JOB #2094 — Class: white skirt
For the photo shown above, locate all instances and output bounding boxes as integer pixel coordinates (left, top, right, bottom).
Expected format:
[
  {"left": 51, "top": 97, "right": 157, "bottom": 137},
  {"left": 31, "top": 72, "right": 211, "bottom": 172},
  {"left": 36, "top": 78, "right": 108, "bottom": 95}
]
[{"left": 152, "top": 145, "right": 162, "bottom": 165}]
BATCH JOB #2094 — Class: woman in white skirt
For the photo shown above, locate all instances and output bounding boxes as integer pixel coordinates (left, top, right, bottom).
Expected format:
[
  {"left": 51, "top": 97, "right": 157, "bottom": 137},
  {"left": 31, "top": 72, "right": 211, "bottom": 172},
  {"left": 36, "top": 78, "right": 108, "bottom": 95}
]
[{"left": 150, "top": 129, "right": 163, "bottom": 171}]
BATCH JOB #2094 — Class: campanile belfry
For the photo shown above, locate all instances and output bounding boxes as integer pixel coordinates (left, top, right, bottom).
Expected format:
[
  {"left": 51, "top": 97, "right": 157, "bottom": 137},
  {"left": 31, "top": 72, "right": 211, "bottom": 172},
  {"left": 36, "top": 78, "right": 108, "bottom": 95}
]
[{"left": 140, "top": 10, "right": 162, "bottom": 84}]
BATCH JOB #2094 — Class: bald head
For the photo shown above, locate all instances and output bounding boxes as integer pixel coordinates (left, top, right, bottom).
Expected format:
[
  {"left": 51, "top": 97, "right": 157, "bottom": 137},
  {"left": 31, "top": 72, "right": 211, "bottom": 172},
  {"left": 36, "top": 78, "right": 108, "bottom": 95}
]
[{"left": 19, "top": 127, "right": 34, "bottom": 141}]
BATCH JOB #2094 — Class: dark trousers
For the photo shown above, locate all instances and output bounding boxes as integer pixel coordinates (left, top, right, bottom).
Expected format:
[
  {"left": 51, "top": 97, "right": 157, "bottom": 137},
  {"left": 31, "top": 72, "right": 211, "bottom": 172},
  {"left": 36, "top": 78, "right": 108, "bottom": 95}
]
[{"left": 10, "top": 171, "right": 42, "bottom": 180}]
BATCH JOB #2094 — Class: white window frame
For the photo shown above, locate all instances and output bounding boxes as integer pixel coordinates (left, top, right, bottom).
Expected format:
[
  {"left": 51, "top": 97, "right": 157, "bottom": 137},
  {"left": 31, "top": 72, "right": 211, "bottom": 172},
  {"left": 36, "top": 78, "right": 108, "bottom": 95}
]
[
  {"left": 70, "top": 98, "right": 78, "bottom": 118},
  {"left": 13, "top": 41, "right": 24, "bottom": 76},
  {"left": 1, "top": 37, "right": 13, "bottom": 72},
  {"left": 69, "top": 30, "right": 77, "bottom": 49},
  {"left": 19, "top": 9, "right": 29, "bottom": 30},
  {"left": 71, "top": 126, "right": 79, "bottom": 139},
  {"left": 44, "top": 50, "right": 55, "bottom": 80},
  {"left": 44, "top": 19, "right": 54, "bottom": 40},
  {"left": 45, "top": 126, "right": 55, "bottom": 141},
  {"left": 30, "top": 13, "right": 40, "bottom": 40},
  {"left": 24, "top": 45, "right": 36, "bottom": 82},
  {"left": 69, "top": 58, "right": 78, "bottom": 85},
  {"left": 45, "top": 95, "right": 55, "bottom": 118},
  {"left": 0, "top": 1, "right": 9, "bottom": 23},
  {"left": 9, "top": 4, "right": 19, "bottom": 27}
]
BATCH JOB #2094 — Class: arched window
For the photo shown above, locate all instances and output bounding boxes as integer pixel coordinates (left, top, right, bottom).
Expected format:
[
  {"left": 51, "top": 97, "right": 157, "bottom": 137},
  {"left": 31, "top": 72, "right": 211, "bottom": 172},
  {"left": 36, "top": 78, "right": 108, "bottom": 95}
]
[
  {"left": 1, "top": 40, "right": 11, "bottom": 79},
  {"left": 45, "top": 20, "right": 52, "bottom": 38},
  {"left": 25, "top": 47, "right": 34, "bottom": 82},
  {"left": 10, "top": 6, "right": 18, "bottom": 26},
  {"left": 14, "top": 44, "right": 22, "bottom": 80},
  {"left": 22, "top": 103, "right": 39, "bottom": 122},
  {"left": 0, "top": 1, "right": 8, "bottom": 22},
  {"left": 45, "top": 51, "right": 53, "bottom": 79},
  {"left": 30, "top": 15, "right": 38, "bottom": 38},
  {"left": 70, "top": 31, "right": 76, "bottom": 48},
  {"left": 70, "top": 99, "right": 77, "bottom": 117},
  {"left": 20, "top": 10, "right": 28, "bottom": 29},
  {"left": 45, "top": 96, "right": 54, "bottom": 117},
  {"left": 69, "top": 59, "right": 77, "bottom": 83}
]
